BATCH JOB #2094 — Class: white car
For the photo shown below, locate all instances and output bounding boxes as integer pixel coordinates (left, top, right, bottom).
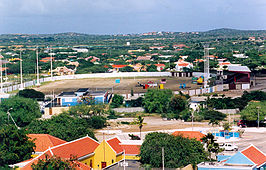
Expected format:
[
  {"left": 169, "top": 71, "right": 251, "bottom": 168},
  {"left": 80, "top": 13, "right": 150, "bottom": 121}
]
[{"left": 220, "top": 143, "right": 238, "bottom": 151}]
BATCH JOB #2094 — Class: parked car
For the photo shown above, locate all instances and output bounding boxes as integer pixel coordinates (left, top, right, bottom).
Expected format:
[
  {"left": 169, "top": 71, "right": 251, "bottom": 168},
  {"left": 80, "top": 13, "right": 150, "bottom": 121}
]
[
  {"left": 237, "top": 120, "right": 247, "bottom": 128},
  {"left": 219, "top": 143, "right": 238, "bottom": 151}
]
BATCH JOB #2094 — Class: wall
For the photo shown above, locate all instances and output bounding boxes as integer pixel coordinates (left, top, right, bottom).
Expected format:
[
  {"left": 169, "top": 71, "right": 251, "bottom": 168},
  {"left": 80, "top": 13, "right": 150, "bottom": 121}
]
[
  {"left": 44, "top": 106, "right": 69, "bottom": 116},
  {"left": 61, "top": 97, "right": 78, "bottom": 106},
  {"left": 80, "top": 155, "right": 94, "bottom": 169},
  {"left": 93, "top": 140, "right": 117, "bottom": 170}
]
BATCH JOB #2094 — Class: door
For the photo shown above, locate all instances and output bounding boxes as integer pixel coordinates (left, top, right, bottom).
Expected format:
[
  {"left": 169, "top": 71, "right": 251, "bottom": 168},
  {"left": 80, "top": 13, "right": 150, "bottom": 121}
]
[{"left": 101, "top": 162, "right": 107, "bottom": 169}]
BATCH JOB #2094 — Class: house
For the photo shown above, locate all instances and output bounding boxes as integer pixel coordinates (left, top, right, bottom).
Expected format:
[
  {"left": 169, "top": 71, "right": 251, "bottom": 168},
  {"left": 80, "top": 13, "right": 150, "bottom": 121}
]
[
  {"left": 14, "top": 135, "right": 99, "bottom": 170},
  {"left": 172, "top": 131, "right": 205, "bottom": 141},
  {"left": 233, "top": 54, "right": 249, "bottom": 58},
  {"left": 72, "top": 48, "right": 89, "bottom": 53},
  {"left": 52, "top": 66, "right": 75, "bottom": 76},
  {"left": 248, "top": 37, "right": 256, "bottom": 41},
  {"left": 198, "top": 145, "right": 266, "bottom": 170},
  {"left": 208, "top": 55, "right": 218, "bottom": 60},
  {"left": 136, "top": 56, "right": 151, "bottom": 61},
  {"left": 40, "top": 57, "right": 54, "bottom": 63},
  {"left": 223, "top": 65, "right": 252, "bottom": 90},
  {"left": 67, "top": 61, "right": 79, "bottom": 67},
  {"left": 83, "top": 91, "right": 110, "bottom": 104},
  {"left": 111, "top": 65, "right": 128, "bottom": 72},
  {"left": 175, "top": 60, "right": 193, "bottom": 71},
  {"left": 128, "top": 49, "right": 145, "bottom": 53},
  {"left": 75, "top": 88, "right": 90, "bottom": 97},
  {"left": 149, "top": 46, "right": 165, "bottom": 50},
  {"left": 27, "top": 134, "right": 67, "bottom": 157},
  {"left": 85, "top": 56, "right": 100, "bottom": 63},
  {"left": 159, "top": 55, "right": 173, "bottom": 59},
  {"left": 173, "top": 44, "right": 189, "bottom": 49},
  {"left": 57, "top": 92, "right": 79, "bottom": 107},
  {"left": 154, "top": 64, "right": 165, "bottom": 71}
]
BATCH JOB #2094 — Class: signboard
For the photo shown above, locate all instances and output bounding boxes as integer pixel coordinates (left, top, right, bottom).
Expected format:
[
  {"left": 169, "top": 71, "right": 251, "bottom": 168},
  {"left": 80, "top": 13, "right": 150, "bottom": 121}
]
[{"left": 115, "top": 79, "right": 120, "bottom": 83}]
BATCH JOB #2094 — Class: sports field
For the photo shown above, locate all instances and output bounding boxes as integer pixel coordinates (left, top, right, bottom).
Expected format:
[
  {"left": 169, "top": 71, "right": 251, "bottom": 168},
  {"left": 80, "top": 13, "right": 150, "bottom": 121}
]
[{"left": 35, "top": 76, "right": 203, "bottom": 95}]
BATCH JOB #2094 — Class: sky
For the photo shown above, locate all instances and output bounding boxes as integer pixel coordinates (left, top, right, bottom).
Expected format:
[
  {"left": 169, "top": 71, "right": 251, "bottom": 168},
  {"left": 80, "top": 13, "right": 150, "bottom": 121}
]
[{"left": 0, "top": 0, "right": 265, "bottom": 34}]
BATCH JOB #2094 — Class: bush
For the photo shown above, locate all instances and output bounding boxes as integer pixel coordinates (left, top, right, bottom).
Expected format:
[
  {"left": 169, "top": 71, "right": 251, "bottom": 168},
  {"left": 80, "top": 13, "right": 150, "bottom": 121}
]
[
  {"left": 110, "top": 94, "right": 124, "bottom": 108},
  {"left": 17, "top": 89, "right": 45, "bottom": 101}
]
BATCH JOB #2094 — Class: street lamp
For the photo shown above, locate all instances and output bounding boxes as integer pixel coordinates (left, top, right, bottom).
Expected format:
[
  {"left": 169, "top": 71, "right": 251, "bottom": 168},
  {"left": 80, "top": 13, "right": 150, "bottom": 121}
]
[{"left": 7, "top": 108, "right": 20, "bottom": 129}]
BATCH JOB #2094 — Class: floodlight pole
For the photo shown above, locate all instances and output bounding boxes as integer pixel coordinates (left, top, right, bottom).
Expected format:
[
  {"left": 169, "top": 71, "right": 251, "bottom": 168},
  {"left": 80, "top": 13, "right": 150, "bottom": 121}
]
[
  {"left": 36, "top": 47, "right": 40, "bottom": 86},
  {"left": 0, "top": 53, "right": 3, "bottom": 93},
  {"left": 19, "top": 49, "right": 23, "bottom": 90}
]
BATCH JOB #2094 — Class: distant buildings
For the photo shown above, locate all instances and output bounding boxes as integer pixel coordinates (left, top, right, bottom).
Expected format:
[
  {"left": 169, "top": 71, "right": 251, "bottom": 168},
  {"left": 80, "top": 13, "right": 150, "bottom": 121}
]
[
  {"left": 174, "top": 59, "right": 193, "bottom": 71},
  {"left": 233, "top": 54, "right": 249, "bottom": 58}
]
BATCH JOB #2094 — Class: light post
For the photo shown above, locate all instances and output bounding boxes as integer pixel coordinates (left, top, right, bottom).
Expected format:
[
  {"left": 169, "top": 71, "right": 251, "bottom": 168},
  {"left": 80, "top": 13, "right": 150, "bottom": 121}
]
[
  {"left": 19, "top": 49, "right": 23, "bottom": 90},
  {"left": 0, "top": 54, "right": 3, "bottom": 93},
  {"left": 36, "top": 47, "right": 40, "bottom": 86},
  {"left": 257, "top": 106, "right": 261, "bottom": 128}
]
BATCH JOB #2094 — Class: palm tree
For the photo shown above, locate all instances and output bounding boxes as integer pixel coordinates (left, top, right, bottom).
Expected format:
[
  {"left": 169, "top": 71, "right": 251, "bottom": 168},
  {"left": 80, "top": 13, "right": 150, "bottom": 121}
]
[
  {"left": 131, "top": 116, "right": 146, "bottom": 139},
  {"left": 201, "top": 133, "right": 223, "bottom": 160}
]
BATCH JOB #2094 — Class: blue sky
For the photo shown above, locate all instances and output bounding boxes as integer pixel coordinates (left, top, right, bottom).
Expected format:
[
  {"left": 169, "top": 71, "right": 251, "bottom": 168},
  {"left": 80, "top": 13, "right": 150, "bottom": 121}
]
[{"left": 0, "top": 0, "right": 265, "bottom": 34}]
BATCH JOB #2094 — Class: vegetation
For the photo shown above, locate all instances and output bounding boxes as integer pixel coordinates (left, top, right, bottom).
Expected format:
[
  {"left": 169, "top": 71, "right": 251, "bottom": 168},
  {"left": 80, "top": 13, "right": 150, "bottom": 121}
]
[
  {"left": 0, "top": 96, "right": 41, "bottom": 127},
  {"left": 32, "top": 155, "right": 78, "bottom": 169},
  {"left": 240, "top": 100, "right": 266, "bottom": 122},
  {"left": 110, "top": 94, "right": 124, "bottom": 108},
  {"left": 0, "top": 125, "right": 35, "bottom": 167},
  {"left": 17, "top": 89, "right": 45, "bottom": 101},
  {"left": 26, "top": 113, "right": 97, "bottom": 141},
  {"left": 140, "top": 132, "right": 207, "bottom": 168},
  {"left": 201, "top": 133, "right": 223, "bottom": 160},
  {"left": 130, "top": 116, "right": 146, "bottom": 139}
]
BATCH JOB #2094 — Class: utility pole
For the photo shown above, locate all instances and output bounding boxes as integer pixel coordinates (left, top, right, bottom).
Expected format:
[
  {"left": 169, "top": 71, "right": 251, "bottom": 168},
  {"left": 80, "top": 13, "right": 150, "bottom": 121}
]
[
  {"left": 257, "top": 106, "right": 260, "bottom": 128},
  {"left": 0, "top": 54, "right": 3, "bottom": 93},
  {"left": 36, "top": 47, "right": 40, "bottom": 86},
  {"left": 162, "top": 147, "right": 165, "bottom": 170},
  {"left": 204, "top": 47, "right": 209, "bottom": 89},
  {"left": 49, "top": 46, "right": 53, "bottom": 81},
  {"left": 19, "top": 49, "right": 23, "bottom": 90}
]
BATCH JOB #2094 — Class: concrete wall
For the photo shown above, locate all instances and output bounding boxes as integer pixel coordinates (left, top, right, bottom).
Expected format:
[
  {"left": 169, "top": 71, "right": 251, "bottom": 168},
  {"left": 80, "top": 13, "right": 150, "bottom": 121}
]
[{"left": 44, "top": 106, "right": 69, "bottom": 116}]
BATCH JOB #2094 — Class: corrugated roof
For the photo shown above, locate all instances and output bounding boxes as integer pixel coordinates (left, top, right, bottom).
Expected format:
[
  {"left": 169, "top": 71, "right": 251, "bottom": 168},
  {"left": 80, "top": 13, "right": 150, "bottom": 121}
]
[{"left": 228, "top": 65, "right": 251, "bottom": 72}]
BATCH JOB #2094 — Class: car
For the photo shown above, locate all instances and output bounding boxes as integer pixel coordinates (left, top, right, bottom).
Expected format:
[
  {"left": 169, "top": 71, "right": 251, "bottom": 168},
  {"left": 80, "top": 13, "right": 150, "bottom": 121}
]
[{"left": 219, "top": 143, "right": 238, "bottom": 151}]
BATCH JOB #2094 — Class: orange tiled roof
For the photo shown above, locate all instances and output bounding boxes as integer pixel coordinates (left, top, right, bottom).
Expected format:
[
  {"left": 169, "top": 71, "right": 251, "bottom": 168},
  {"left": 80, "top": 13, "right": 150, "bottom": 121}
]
[
  {"left": 107, "top": 137, "right": 123, "bottom": 154},
  {"left": 241, "top": 145, "right": 266, "bottom": 167},
  {"left": 154, "top": 64, "right": 165, "bottom": 67},
  {"left": 50, "top": 136, "right": 99, "bottom": 159},
  {"left": 120, "top": 144, "right": 141, "bottom": 155},
  {"left": 172, "top": 131, "right": 205, "bottom": 141},
  {"left": 178, "top": 63, "right": 189, "bottom": 67},
  {"left": 28, "top": 134, "right": 67, "bottom": 153},
  {"left": 219, "top": 62, "right": 231, "bottom": 66},
  {"left": 20, "top": 136, "right": 98, "bottom": 170},
  {"left": 111, "top": 65, "right": 128, "bottom": 68}
]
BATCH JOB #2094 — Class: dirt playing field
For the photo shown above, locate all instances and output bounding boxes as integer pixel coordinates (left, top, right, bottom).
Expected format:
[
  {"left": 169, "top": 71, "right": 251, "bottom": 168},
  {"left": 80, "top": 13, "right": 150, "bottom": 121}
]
[{"left": 35, "top": 77, "right": 203, "bottom": 95}]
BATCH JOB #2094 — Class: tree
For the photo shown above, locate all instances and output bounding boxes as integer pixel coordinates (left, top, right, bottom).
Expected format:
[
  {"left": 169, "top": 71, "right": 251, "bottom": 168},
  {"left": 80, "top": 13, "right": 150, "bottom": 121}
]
[
  {"left": 0, "top": 125, "right": 35, "bottom": 167},
  {"left": 17, "top": 89, "right": 45, "bottom": 101},
  {"left": 120, "top": 66, "right": 134, "bottom": 72},
  {"left": 31, "top": 155, "right": 78, "bottom": 169},
  {"left": 240, "top": 101, "right": 266, "bottom": 121},
  {"left": 131, "top": 116, "right": 146, "bottom": 139},
  {"left": 26, "top": 113, "right": 96, "bottom": 141},
  {"left": 0, "top": 96, "right": 41, "bottom": 127},
  {"left": 110, "top": 94, "right": 124, "bottom": 108},
  {"left": 201, "top": 133, "right": 223, "bottom": 160},
  {"left": 169, "top": 95, "right": 188, "bottom": 114},
  {"left": 140, "top": 132, "right": 207, "bottom": 168},
  {"left": 147, "top": 65, "right": 158, "bottom": 72},
  {"left": 203, "top": 110, "right": 226, "bottom": 126},
  {"left": 143, "top": 89, "right": 173, "bottom": 113}
]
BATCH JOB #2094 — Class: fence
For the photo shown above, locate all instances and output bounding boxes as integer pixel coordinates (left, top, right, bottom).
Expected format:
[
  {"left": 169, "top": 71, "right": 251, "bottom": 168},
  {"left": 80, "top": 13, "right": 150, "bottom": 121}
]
[{"left": 1, "top": 72, "right": 171, "bottom": 93}]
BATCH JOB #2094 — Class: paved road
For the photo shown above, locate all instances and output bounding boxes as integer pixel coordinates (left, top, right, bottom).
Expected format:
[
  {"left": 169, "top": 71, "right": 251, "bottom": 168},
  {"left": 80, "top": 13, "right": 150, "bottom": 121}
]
[{"left": 237, "top": 131, "right": 266, "bottom": 152}]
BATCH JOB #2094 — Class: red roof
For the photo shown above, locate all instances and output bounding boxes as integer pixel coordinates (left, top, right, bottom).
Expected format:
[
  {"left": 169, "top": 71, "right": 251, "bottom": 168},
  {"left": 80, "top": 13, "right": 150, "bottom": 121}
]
[
  {"left": 112, "top": 65, "right": 128, "bottom": 68},
  {"left": 241, "top": 145, "right": 266, "bottom": 167},
  {"left": 172, "top": 131, "right": 205, "bottom": 141},
  {"left": 154, "top": 64, "right": 165, "bottom": 67},
  {"left": 28, "top": 134, "right": 67, "bottom": 153},
  {"left": 178, "top": 63, "right": 189, "bottom": 67},
  {"left": 20, "top": 136, "right": 98, "bottom": 170},
  {"left": 120, "top": 144, "right": 141, "bottom": 155},
  {"left": 50, "top": 136, "right": 99, "bottom": 159},
  {"left": 107, "top": 137, "right": 123, "bottom": 154}
]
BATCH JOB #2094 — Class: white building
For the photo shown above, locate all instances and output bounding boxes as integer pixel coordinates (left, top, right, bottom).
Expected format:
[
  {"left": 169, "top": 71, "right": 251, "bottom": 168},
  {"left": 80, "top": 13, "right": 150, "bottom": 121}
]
[
  {"left": 72, "top": 48, "right": 89, "bottom": 53},
  {"left": 174, "top": 60, "right": 193, "bottom": 71},
  {"left": 233, "top": 54, "right": 248, "bottom": 58}
]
